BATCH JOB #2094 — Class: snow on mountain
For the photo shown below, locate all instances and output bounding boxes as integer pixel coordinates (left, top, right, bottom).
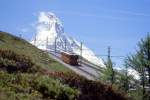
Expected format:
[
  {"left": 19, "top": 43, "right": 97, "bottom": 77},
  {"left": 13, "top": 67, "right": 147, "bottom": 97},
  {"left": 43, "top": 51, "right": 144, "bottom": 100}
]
[
  {"left": 127, "top": 68, "right": 140, "bottom": 80},
  {"left": 115, "top": 67, "right": 140, "bottom": 80},
  {"left": 31, "top": 12, "right": 105, "bottom": 68}
]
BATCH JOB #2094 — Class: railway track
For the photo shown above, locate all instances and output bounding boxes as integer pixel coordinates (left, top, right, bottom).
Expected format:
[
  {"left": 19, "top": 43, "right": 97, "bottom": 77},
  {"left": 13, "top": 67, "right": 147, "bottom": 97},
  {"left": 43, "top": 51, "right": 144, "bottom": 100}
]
[{"left": 46, "top": 51, "right": 104, "bottom": 80}]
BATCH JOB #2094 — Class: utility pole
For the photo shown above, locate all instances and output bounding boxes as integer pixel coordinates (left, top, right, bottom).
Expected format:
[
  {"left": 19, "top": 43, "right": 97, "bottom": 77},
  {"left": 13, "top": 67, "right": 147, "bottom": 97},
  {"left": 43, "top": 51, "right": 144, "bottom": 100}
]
[
  {"left": 147, "top": 32, "right": 150, "bottom": 90},
  {"left": 46, "top": 36, "right": 48, "bottom": 50},
  {"left": 107, "top": 46, "right": 114, "bottom": 85},
  {"left": 65, "top": 39, "right": 67, "bottom": 52},
  {"left": 108, "top": 46, "right": 111, "bottom": 60},
  {"left": 125, "top": 63, "right": 129, "bottom": 92},
  {"left": 48, "top": 21, "right": 51, "bottom": 30},
  {"left": 34, "top": 33, "right": 37, "bottom": 45},
  {"left": 19, "top": 34, "right": 22, "bottom": 38},
  {"left": 80, "top": 42, "right": 83, "bottom": 66},
  {"left": 54, "top": 37, "right": 57, "bottom": 53}
]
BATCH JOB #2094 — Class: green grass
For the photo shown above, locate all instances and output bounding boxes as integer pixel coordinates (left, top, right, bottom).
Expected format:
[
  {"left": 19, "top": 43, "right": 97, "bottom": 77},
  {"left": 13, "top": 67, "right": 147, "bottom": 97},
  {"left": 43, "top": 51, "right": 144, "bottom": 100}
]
[
  {"left": 0, "top": 31, "right": 128, "bottom": 100},
  {"left": 0, "top": 31, "right": 79, "bottom": 100},
  {"left": 0, "top": 31, "right": 70, "bottom": 73},
  {"left": 0, "top": 71, "right": 79, "bottom": 100}
]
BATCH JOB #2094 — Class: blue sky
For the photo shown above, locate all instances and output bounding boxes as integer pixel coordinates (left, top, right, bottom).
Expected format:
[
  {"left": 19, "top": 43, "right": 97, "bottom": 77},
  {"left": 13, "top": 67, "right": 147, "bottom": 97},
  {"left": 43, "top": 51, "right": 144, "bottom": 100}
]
[{"left": 0, "top": 0, "right": 150, "bottom": 67}]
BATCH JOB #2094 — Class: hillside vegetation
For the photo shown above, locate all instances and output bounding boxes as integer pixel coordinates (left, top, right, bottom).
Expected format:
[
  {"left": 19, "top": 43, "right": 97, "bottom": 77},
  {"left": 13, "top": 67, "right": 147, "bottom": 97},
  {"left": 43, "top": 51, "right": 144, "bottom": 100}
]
[
  {"left": 0, "top": 31, "right": 127, "bottom": 100},
  {"left": 0, "top": 31, "right": 71, "bottom": 72}
]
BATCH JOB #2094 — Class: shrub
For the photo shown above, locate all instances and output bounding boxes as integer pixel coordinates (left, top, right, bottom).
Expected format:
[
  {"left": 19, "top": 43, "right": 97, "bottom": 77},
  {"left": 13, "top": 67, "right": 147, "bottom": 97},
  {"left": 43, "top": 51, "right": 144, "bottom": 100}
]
[
  {"left": 44, "top": 71, "right": 128, "bottom": 100},
  {"left": 32, "top": 75, "right": 79, "bottom": 100},
  {"left": 0, "top": 72, "right": 43, "bottom": 100},
  {"left": 0, "top": 49, "right": 39, "bottom": 73},
  {"left": 0, "top": 71, "right": 79, "bottom": 100}
]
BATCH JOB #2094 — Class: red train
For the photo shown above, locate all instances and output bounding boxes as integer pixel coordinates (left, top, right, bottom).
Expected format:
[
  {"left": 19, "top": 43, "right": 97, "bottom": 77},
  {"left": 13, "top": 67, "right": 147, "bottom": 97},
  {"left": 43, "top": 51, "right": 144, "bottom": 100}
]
[{"left": 61, "top": 52, "right": 79, "bottom": 66}]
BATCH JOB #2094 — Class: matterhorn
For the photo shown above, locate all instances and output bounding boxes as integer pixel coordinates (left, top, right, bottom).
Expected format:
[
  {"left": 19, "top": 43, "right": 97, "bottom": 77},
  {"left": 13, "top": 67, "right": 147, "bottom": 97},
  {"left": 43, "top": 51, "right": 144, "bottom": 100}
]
[{"left": 31, "top": 12, "right": 105, "bottom": 68}]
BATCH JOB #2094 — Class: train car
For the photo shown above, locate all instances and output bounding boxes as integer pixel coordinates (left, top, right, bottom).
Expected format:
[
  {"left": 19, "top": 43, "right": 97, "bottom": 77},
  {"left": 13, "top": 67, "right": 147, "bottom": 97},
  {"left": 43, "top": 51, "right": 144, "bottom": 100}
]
[{"left": 61, "top": 52, "right": 79, "bottom": 65}]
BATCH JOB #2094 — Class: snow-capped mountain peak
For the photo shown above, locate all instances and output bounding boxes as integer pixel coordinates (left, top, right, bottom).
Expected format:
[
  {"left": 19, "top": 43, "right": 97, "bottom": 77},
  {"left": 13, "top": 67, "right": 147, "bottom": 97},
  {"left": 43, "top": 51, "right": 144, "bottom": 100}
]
[{"left": 31, "top": 12, "right": 105, "bottom": 68}]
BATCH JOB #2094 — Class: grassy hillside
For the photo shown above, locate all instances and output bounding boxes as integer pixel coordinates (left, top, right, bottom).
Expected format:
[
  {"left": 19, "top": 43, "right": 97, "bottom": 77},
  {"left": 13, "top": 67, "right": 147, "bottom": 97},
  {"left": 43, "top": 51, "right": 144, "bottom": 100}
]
[
  {"left": 0, "top": 31, "right": 70, "bottom": 73},
  {"left": 0, "top": 31, "right": 128, "bottom": 100}
]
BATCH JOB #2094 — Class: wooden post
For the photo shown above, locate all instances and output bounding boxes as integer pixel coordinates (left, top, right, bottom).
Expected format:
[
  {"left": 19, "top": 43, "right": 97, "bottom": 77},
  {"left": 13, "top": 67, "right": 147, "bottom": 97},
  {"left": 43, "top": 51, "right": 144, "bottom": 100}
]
[
  {"left": 34, "top": 33, "right": 37, "bottom": 45},
  {"left": 54, "top": 37, "right": 57, "bottom": 53},
  {"left": 46, "top": 36, "right": 48, "bottom": 50},
  {"left": 34, "top": 37, "right": 36, "bottom": 45},
  {"left": 80, "top": 42, "right": 83, "bottom": 66},
  {"left": 108, "top": 46, "right": 111, "bottom": 60},
  {"left": 107, "top": 46, "right": 114, "bottom": 85},
  {"left": 19, "top": 34, "right": 22, "bottom": 38},
  {"left": 65, "top": 39, "right": 67, "bottom": 52}
]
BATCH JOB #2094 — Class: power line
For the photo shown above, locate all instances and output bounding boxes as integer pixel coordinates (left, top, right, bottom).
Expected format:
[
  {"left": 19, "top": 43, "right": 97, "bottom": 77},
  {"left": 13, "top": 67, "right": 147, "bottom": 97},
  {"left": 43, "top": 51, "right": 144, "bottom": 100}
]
[
  {"left": 96, "top": 55, "right": 125, "bottom": 58},
  {"left": 32, "top": 36, "right": 126, "bottom": 59}
]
